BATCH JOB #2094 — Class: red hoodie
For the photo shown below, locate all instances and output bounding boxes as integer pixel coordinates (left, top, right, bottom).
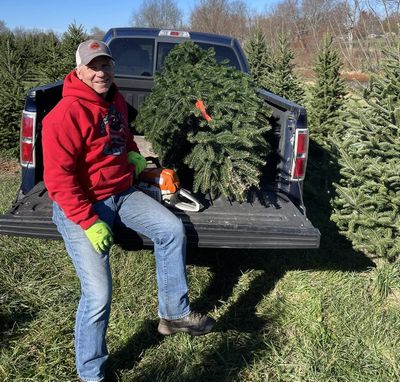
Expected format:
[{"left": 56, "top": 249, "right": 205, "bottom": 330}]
[{"left": 42, "top": 70, "right": 139, "bottom": 230}]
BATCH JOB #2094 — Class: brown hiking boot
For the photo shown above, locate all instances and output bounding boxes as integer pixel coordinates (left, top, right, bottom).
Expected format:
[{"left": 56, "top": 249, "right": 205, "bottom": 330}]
[{"left": 158, "top": 311, "right": 216, "bottom": 336}]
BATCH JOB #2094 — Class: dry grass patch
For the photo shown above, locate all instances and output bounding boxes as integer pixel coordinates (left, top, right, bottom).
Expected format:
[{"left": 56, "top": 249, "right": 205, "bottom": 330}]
[
  {"left": 0, "top": 157, "right": 19, "bottom": 176},
  {"left": 341, "top": 71, "right": 370, "bottom": 82}
]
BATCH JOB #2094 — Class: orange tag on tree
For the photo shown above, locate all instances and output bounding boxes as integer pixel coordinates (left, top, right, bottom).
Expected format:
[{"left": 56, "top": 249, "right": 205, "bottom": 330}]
[{"left": 195, "top": 99, "right": 212, "bottom": 122}]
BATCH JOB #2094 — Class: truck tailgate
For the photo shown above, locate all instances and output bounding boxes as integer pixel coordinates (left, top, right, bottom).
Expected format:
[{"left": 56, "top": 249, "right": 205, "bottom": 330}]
[{"left": 0, "top": 181, "right": 320, "bottom": 249}]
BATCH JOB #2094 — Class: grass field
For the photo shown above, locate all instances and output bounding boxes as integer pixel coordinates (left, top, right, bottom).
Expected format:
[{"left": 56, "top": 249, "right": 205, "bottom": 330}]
[{"left": 1, "top": 160, "right": 399, "bottom": 382}]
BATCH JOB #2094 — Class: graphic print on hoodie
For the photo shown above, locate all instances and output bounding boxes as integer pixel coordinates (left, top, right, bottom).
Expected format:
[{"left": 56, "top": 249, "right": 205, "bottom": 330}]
[{"left": 102, "top": 105, "right": 129, "bottom": 156}]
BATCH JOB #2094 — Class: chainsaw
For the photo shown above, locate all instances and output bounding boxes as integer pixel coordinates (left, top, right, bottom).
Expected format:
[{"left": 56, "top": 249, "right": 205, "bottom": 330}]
[{"left": 136, "top": 159, "right": 202, "bottom": 212}]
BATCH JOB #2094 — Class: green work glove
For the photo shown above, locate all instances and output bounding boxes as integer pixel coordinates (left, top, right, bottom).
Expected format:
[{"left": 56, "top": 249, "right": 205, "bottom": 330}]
[
  {"left": 84, "top": 220, "right": 114, "bottom": 254},
  {"left": 127, "top": 151, "right": 147, "bottom": 178}
]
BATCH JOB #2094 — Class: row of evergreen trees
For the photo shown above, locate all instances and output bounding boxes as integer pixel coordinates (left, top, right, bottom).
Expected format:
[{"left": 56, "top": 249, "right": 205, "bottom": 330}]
[
  {"left": 0, "top": 24, "right": 87, "bottom": 155},
  {"left": 245, "top": 29, "right": 304, "bottom": 104},
  {"left": 245, "top": 28, "right": 399, "bottom": 266}
]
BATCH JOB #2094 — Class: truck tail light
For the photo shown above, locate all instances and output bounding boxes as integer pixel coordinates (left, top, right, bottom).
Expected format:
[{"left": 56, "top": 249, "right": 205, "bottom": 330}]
[
  {"left": 20, "top": 111, "right": 36, "bottom": 167},
  {"left": 291, "top": 128, "right": 308, "bottom": 180},
  {"left": 21, "top": 141, "right": 33, "bottom": 163}
]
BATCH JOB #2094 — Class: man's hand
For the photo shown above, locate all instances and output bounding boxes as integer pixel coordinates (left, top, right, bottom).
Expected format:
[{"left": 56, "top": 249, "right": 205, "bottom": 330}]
[
  {"left": 84, "top": 220, "right": 114, "bottom": 254},
  {"left": 127, "top": 151, "right": 147, "bottom": 178}
]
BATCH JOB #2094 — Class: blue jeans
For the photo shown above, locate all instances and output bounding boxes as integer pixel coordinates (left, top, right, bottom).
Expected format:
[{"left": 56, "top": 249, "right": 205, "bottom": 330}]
[{"left": 52, "top": 187, "right": 190, "bottom": 382}]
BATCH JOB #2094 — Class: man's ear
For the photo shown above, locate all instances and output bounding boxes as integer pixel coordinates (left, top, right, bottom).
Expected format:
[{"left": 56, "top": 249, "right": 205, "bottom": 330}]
[{"left": 76, "top": 66, "right": 83, "bottom": 80}]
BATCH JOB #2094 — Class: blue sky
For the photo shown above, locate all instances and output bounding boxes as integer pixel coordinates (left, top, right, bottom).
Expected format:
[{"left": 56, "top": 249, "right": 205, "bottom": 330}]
[{"left": 1, "top": 0, "right": 275, "bottom": 34}]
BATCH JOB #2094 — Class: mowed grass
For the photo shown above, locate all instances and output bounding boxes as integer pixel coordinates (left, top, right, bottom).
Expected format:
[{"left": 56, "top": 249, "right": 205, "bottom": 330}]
[{"left": 1, "top": 163, "right": 400, "bottom": 381}]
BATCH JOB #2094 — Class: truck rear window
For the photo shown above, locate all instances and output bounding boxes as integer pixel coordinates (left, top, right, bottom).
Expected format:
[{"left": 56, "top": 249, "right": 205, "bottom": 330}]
[
  {"left": 109, "top": 38, "right": 241, "bottom": 77},
  {"left": 109, "top": 38, "right": 155, "bottom": 77},
  {"left": 156, "top": 42, "right": 241, "bottom": 71}
]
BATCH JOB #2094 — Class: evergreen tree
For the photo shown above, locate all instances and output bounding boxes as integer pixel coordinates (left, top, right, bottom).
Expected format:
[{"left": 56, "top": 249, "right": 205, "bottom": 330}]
[
  {"left": 308, "top": 34, "right": 347, "bottom": 146},
  {"left": 60, "top": 23, "right": 87, "bottom": 74},
  {"left": 0, "top": 34, "right": 32, "bottom": 155},
  {"left": 36, "top": 32, "right": 65, "bottom": 83},
  {"left": 269, "top": 34, "right": 304, "bottom": 105},
  {"left": 5, "top": 29, "right": 42, "bottom": 84},
  {"left": 306, "top": 34, "right": 347, "bottom": 198},
  {"left": 0, "top": 26, "right": 86, "bottom": 155},
  {"left": 244, "top": 27, "right": 275, "bottom": 92},
  {"left": 135, "top": 41, "right": 272, "bottom": 201},
  {"left": 331, "top": 42, "right": 400, "bottom": 261}
]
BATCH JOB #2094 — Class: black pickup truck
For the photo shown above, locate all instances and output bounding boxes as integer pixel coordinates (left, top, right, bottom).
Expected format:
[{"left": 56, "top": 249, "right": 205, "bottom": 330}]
[{"left": 0, "top": 27, "right": 320, "bottom": 249}]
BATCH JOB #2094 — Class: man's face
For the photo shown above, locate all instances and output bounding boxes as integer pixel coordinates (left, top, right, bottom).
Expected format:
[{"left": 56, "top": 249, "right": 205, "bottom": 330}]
[{"left": 76, "top": 56, "right": 114, "bottom": 97}]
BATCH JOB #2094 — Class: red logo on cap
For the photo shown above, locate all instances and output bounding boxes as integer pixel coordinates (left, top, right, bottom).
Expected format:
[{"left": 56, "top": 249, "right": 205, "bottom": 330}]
[{"left": 90, "top": 42, "right": 100, "bottom": 50}]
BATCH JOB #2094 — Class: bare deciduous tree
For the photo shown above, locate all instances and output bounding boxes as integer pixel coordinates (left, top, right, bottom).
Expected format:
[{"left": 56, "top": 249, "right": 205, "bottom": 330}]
[
  {"left": 89, "top": 27, "right": 106, "bottom": 40},
  {"left": 256, "top": 0, "right": 349, "bottom": 66},
  {"left": 190, "top": 0, "right": 251, "bottom": 41},
  {"left": 131, "top": 0, "right": 183, "bottom": 29},
  {"left": 376, "top": 0, "right": 400, "bottom": 33},
  {"left": 0, "top": 20, "right": 8, "bottom": 34}
]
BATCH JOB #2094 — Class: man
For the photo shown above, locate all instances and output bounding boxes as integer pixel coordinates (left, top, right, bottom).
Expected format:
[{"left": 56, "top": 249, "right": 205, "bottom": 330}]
[{"left": 42, "top": 39, "right": 215, "bottom": 382}]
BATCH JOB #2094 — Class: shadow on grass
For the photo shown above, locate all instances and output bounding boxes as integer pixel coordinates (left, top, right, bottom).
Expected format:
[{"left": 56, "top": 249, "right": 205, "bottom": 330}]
[
  {"left": 105, "top": 253, "right": 283, "bottom": 381},
  {"left": 106, "top": 243, "right": 373, "bottom": 381},
  {"left": 106, "top": 140, "right": 374, "bottom": 381},
  {"left": 0, "top": 310, "right": 37, "bottom": 348},
  {"left": 106, "top": 319, "right": 164, "bottom": 381}
]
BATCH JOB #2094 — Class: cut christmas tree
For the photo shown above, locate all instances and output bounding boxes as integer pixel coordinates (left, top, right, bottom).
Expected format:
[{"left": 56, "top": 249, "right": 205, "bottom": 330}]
[{"left": 135, "top": 41, "right": 272, "bottom": 202}]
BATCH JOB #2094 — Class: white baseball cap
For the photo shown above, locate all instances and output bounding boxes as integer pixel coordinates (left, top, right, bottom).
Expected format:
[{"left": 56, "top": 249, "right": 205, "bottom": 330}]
[{"left": 76, "top": 39, "right": 114, "bottom": 66}]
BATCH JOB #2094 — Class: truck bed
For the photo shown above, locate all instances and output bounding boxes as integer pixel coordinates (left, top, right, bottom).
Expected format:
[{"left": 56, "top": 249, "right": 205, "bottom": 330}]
[{"left": 0, "top": 181, "right": 320, "bottom": 249}]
